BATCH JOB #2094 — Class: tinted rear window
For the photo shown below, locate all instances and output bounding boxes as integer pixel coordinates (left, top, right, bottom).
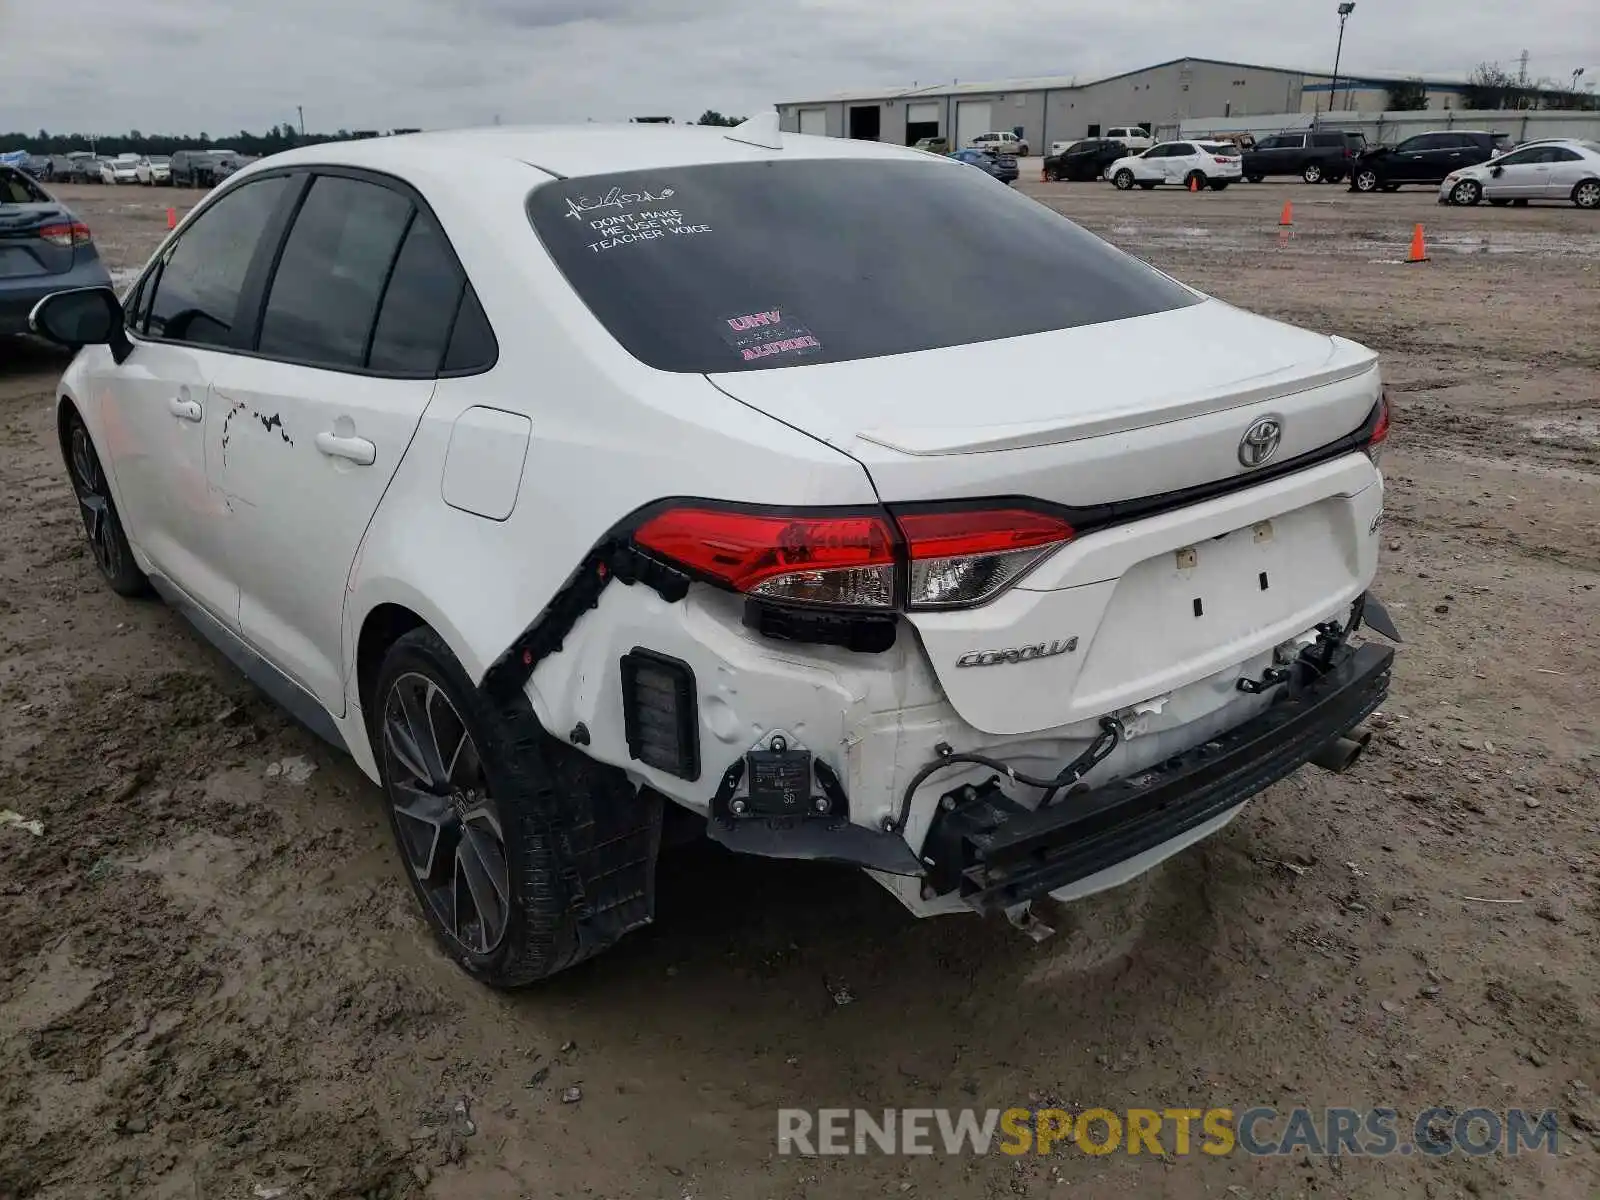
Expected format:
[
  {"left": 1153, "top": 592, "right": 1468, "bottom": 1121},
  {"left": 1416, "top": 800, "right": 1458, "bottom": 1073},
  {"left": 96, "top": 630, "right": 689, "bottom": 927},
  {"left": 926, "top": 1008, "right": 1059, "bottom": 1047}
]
[{"left": 526, "top": 159, "right": 1197, "bottom": 373}]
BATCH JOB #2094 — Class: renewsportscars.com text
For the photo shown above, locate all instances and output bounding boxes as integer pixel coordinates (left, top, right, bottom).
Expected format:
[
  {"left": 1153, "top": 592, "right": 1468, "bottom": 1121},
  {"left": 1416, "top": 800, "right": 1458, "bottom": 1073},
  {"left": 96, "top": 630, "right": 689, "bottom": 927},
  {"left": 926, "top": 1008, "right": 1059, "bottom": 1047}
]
[{"left": 777, "top": 1106, "right": 1561, "bottom": 1158}]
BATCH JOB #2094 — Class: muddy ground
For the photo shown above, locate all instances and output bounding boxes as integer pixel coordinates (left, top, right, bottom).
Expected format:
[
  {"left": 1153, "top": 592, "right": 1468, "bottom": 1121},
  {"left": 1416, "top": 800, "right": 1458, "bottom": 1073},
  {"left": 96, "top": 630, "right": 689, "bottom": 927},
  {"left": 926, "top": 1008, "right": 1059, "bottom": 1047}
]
[{"left": 1, "top": 179, "right": 1596, "bottom": 1200}]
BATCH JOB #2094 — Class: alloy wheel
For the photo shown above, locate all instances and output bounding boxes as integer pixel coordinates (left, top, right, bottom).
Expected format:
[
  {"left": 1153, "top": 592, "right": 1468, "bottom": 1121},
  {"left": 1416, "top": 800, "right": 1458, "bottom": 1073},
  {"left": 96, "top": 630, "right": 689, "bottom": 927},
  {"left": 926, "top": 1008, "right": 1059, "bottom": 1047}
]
[
  {"left": 67, "top": 423, "right": 125, "bottom": 582},
  {"left": 1452, "top": 180, "right": 1482, "bottom": 206},
  {"left": 381, "top": 672, "right": 511, "bottom": 956},
  {"left": 1304, "top": 164, "right": 1323, "bottom": 184},
  {"left": 1576, "top": 181, "right": 1600, "bottom": 209},
  {"left": 1114, "top": 170, "right": 1134, "bottom": 190},
  {"left": 1354, "top": 170, "right": 1378, "bottom": 192}
]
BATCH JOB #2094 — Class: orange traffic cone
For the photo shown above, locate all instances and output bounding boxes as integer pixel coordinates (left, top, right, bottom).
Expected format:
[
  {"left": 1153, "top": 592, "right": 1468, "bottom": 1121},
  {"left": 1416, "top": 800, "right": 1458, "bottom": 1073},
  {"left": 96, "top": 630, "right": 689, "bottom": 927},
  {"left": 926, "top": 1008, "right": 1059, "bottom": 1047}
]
[
  {"left": 1406, "top": 223, "right": 1429, "bottom": 264},
  {"left": 166, "top": 207, "right": 177, "bottom": 230},
  {"left": 1189, "top": 174, "right": 1200, "bottom": 193},
  {"left": 1279, "top": 200, "right": 1293, "bottom": 226}
]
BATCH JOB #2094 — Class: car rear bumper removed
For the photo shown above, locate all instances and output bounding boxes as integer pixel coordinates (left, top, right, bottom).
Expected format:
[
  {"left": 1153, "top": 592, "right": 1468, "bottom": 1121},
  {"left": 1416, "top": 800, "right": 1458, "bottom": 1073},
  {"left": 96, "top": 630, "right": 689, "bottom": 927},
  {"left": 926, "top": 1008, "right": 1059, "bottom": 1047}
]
[{"left": 918, "top": 637, "right": 1393, "bottom": 912}]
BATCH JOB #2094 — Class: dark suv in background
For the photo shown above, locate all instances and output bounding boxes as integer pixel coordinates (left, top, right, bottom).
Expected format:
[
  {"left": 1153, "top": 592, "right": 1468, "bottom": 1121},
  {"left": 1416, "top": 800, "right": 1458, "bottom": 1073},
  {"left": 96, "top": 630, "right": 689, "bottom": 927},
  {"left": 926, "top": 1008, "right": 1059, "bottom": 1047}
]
[
  {"left": 1243, "top": 130, "right": 1364, "bottom": 183},
  {"left": 1349, "top": 130, "right": 1512, "bottom": 192},
  {"left": 168, "top": 150, "right": 249, "bottom": 188},
  {"left": 1042, "top": 138, "right": 1129, "bottom": 181}
]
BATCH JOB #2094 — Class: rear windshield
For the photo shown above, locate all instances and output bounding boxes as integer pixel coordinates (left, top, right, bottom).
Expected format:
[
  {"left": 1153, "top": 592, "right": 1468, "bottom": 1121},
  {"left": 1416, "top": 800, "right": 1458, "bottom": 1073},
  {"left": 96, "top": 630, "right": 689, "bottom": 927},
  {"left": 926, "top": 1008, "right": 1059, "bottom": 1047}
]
[
  {"left": 525, "top": 158, "right": 1198, "bottom": 373},
  {"left": 1200, "top": 143, "right": 1238, "bottom": 155}
]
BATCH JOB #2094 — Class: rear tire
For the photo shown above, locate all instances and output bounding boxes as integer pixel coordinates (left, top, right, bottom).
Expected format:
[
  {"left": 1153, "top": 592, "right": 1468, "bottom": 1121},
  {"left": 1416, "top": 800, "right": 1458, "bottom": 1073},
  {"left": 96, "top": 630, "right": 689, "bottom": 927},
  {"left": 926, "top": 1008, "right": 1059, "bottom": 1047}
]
[
  {"left": 371, "top": 628, "right": 658, "bottom": 987},
  {"left": 1302, "top": 163, "right": 1324, "bottom": 184},
  {"left": 1574, "top": 180, "right": 1600, "bottom": 209},
  {"left": 61, "top": 409, "right": 148, "bottom": 597},
  {"left": 1185, "top": 170, "right": 1207, "bottom": 191},
  {"left": 1113, "top": 169, "right": 1135, "bottom": 190}
]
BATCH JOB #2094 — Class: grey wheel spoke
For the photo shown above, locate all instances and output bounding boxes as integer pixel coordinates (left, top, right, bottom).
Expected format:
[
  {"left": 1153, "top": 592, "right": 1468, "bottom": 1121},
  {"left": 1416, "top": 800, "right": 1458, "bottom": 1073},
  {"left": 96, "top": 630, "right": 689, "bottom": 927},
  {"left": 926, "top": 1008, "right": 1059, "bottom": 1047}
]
[
  {"left": 392, "top": 784, "right": 454, "bottom": 880},
  {"left": 383, "top": 710, "right": 432, "bottom": 785},
  {"left": 383, "top": 671, "right": 509, "bottom": 957},
  {"left": 397, "top": 680, "right": 449, "bottom": 788},
  {"left": 455, "top": 829, "right": 507, "bottom": 952}
]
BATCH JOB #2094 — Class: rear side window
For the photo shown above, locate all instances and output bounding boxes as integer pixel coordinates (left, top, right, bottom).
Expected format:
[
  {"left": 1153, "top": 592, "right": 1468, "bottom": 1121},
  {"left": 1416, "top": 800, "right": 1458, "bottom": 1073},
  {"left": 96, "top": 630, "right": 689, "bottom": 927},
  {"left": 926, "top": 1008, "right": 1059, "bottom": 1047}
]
[
  {"left": 146, "top": 175, "right": 292, "bottom": 348},
  {"left": 0, "top": 167, "right": 47, "bottom": 204},
  {"left": 366, "top": 211, "right": 466, "bottom": 374},
  {"left": 526, "top": 158, "right": 1198, "bottom": 374},
  {"left": 257, "top": 175, "right": 413, "bottom": 369}
]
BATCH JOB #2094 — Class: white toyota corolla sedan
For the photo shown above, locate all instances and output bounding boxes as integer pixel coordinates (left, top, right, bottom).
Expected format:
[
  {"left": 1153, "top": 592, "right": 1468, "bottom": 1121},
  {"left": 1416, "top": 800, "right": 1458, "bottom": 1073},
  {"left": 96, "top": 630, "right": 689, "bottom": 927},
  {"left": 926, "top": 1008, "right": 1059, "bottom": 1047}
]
[{"left": 32, "top": 117, "right": 1397, "bottom": 986}]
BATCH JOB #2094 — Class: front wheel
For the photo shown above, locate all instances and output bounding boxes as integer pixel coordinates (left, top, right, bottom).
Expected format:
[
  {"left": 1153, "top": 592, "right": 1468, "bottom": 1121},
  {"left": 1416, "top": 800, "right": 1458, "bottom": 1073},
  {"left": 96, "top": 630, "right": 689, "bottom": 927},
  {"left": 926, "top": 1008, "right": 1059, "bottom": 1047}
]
[
  {"left": 1574, "top": 179, "right": 1600, "bottom": 209},
  {"left": 62, "top": 410, "right": 148, "bottom": 597},
  {"left": 1352, "top": 168, "right": 1380, "bottom": 192},
  {"left": 1450, "top": 179, "right": 1483, "bottom": 206},
  {"left": 1113, "top": 169, "right": 1135, "bottom": 190},
  {"left": 1302, "top": 163, "right": 1324, "bottom": 184},
  {"left": 372, "top": 628, "right": 657, "bottom": 987}
]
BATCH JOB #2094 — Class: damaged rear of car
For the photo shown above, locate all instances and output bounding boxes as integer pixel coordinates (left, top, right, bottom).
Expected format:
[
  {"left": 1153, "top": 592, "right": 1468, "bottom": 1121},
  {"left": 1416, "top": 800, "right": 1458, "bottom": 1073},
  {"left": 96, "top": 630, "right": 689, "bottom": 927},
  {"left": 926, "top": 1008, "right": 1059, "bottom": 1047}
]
[{"left": 446, "top": 148, "right": 1397, "bottom": 972}]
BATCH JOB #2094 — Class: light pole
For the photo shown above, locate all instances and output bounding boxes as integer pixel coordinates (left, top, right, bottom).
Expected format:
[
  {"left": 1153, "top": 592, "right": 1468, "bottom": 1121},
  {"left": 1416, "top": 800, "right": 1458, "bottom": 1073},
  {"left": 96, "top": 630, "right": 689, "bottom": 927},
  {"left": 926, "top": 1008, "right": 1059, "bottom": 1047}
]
[
  {"left": 1574, "top": 67, "right": 1587, "bottom": 105},
  {"left": 297, "top": 105, "right": 305, "bottom": 137},
  {"left": 1325, "top": 2, "right": 1356, "bottom": 122}
]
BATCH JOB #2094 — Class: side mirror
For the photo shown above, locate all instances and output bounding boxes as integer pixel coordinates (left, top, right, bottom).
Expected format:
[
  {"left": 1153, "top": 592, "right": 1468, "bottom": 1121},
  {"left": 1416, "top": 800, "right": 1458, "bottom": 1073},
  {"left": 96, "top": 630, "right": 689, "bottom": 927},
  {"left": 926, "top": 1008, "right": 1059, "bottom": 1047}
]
[
  {"left": 1491, "top": 165, "right": 1504, "bottom": 177},
  {"left": 28, "top": 286, "right": 132, "bottom": 364}
]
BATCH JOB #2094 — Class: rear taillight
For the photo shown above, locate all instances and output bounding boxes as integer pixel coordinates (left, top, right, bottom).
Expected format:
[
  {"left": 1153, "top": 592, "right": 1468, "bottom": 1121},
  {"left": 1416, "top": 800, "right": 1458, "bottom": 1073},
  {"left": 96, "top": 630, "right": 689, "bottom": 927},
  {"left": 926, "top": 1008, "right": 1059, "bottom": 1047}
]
[
  {"left": 1366, "top": 392, "right": 1391, "bottom": 466},
  {"left": 632, "top": 504, "right": 1074, "bottom": 612},
  {"left": 633, "top": 508, "right": 898, "bottom": 609},
  {"left": 897, "top": 508, "right": 1074, "bottom": 609},
  {"left": 36, "top": 222, "right": 92, "bottom": 247}
]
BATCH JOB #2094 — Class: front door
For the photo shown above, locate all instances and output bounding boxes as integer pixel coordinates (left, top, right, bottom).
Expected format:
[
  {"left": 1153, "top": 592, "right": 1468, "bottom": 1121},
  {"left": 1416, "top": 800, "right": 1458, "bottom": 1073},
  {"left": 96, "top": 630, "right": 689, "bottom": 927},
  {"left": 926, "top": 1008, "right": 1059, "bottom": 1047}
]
[
  {"left": 1482, "top": 147, "right": 1548, "bottom": 199},
  {"left": 108, "top": 173, "right": 299, "bottom": 625},
  {"left": 210, "top": 173, "right": 460, "bottom": 715}
]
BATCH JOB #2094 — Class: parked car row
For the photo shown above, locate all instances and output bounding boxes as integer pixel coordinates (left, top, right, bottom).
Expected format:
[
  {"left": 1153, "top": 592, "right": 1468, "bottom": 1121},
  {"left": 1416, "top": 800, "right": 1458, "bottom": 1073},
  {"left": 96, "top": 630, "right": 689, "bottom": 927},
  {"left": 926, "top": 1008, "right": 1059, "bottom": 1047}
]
[{"left": 11, "top": 149, "right": 251, "bottom": 188}]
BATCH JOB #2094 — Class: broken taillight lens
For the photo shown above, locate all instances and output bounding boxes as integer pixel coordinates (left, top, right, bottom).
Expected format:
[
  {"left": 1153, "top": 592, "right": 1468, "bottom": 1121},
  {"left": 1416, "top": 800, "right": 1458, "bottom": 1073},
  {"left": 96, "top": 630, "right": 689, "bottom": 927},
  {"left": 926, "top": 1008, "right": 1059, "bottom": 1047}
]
[
  {"left": 633, "top": 504, "right": 1074, "bottom": 612},
  {"left": 1366, "top": 392, "right": 1391, "bottom": 466},
  {"left": 897, "top": 508, "right": 1074, "bottom": 609},
  {"left": 633, "top": 507, "right": 898, "bottom": 608}
]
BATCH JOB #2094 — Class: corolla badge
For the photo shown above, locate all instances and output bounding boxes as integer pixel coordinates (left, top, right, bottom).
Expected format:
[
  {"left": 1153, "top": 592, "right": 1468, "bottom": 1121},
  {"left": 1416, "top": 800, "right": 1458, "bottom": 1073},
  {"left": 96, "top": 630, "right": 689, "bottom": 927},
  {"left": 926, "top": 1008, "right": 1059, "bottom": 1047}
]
[
  {"left": 1238, "top": 415, "right": 1284, "bottom": 468},
  {"left": 955, "top": 638, "right": 1078, "bottom": 668}
]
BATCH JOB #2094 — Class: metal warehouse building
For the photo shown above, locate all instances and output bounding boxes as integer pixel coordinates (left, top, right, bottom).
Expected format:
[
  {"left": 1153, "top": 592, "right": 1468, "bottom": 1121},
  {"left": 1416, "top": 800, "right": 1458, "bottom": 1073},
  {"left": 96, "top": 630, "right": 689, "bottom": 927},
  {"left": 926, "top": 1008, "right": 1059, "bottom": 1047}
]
[{"left": 777, "top": 57, "right": 1471, "bottom": 150}]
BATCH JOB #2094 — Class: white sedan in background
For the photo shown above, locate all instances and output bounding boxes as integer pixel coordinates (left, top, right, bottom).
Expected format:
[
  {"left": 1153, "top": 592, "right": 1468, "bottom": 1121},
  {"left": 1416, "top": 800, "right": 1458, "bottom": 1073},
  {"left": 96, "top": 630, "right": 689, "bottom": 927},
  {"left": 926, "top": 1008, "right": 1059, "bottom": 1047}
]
[
  {"left": 99, "top": 157, "right": 141, "bottom": 185},
  {"left": 1439, "top": 139, "right": 1600, "bottom": 209},
  {"left": 135, "top": 155, "right": 172, "bottom": 186},
  {"left": 1109, "top": 141, "right": 1243, "bottom": 191}
]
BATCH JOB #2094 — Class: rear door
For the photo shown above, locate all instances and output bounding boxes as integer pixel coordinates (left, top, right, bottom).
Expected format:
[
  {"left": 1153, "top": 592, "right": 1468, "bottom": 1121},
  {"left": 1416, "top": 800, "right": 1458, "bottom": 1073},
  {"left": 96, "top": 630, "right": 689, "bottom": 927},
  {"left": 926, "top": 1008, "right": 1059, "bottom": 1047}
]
[
  {"left": 1423, "top": 134, "right": 1472, "bottom": 181},
  {"left": 1541, "top": 146, "right": 1588, "bottom": 198},
  {"left": 208, "top": 170, "right": 471, "bottom": 715},
  {"left": 1385, "top": 135, "right": 1433, "bottom": 181}
]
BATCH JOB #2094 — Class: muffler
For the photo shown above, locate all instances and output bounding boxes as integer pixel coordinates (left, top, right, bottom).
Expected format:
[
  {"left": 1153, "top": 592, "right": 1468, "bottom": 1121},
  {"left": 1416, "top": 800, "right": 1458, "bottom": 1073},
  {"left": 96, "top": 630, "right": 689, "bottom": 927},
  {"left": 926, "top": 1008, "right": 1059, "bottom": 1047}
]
[{"left": 1309, "top": 730, "right": 1371, "bottom": 774}]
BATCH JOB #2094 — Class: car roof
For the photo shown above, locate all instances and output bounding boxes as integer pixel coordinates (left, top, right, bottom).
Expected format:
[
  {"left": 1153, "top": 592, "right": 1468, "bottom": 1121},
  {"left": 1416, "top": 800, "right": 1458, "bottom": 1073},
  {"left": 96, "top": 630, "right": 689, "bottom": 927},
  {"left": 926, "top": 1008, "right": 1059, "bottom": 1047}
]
[{"left": 244, "top": 123, "right": 928, "bottom": 183}]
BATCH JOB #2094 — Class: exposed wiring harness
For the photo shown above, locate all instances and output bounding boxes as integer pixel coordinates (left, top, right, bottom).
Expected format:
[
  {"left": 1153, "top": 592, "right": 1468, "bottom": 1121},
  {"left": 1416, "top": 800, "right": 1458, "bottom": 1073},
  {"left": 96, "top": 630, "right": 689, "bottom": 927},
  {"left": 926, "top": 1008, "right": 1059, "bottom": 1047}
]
[{"left": 890, "top": 714, "right": 1125, "bottom": 833}]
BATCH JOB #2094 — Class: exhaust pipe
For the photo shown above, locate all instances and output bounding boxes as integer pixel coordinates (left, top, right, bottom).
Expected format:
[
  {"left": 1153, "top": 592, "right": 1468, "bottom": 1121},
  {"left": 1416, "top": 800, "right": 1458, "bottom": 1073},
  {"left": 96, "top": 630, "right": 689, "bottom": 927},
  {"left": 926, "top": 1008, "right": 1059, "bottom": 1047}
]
[{"left": 1309, "top": 730, "right": 1371, "bottom": 774}]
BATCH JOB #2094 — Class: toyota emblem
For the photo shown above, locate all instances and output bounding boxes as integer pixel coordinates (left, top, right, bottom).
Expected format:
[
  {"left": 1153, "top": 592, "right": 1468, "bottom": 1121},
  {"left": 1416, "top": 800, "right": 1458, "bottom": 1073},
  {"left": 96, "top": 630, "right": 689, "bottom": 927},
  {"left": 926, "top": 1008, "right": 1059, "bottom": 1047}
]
[{"left": 1238, "top": 416, "right": 1283, "bottom": 468}]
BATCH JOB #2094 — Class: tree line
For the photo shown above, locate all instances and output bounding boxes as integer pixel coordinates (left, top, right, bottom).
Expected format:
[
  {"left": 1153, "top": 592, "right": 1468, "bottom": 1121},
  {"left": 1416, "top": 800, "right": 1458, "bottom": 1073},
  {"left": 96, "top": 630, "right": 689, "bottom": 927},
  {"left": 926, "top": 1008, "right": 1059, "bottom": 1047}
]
[
  {"left": 0, "top": 124, "right": 420, "bottom": 156},
  {"left": 6, "top": 112, "right": 749, "bottom": 156}
]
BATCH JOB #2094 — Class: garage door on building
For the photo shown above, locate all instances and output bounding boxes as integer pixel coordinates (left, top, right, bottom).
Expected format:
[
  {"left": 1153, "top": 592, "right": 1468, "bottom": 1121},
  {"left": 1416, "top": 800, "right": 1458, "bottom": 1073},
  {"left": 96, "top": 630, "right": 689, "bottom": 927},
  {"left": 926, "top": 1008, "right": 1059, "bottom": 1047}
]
[
  {"left": 905, "top": 101, "right": 940, "bottom": 145},
  {"left": 956, "top": 101, "right": 991, "bottom": 150},
  {"left": 798, "top": 109, "right": 826, "bottom": 137}
]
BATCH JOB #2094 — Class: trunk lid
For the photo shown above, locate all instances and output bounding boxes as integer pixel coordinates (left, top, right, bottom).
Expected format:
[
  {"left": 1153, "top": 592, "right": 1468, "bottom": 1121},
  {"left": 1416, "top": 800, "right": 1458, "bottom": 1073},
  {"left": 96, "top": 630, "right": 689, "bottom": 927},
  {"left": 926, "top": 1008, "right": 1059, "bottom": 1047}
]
[
  {"left": 710, "top": 300, "right": 1385, "bottom": 736},
  {"left": 0, "top": 202, "right": 78, "bottom": 278}
]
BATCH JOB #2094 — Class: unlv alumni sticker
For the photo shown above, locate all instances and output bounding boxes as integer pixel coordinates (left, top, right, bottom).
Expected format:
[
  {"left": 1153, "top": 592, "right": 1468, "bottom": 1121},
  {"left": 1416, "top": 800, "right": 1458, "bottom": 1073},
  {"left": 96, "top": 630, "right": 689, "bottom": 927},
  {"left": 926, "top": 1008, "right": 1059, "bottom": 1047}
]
[{"left": 720, "top": 307, "right": 822, "bottom": 364}]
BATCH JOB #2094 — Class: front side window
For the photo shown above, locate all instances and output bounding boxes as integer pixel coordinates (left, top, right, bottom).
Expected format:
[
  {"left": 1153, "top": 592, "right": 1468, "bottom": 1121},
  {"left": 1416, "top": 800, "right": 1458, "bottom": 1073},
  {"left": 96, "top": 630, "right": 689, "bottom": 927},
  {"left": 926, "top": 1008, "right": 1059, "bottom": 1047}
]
[
  {"left": 257, "top": 175, "right": 414, "bottom": 369},
  {"left": 145, "top": 175, "right": 293, "bottom": 348},
  {"left": 526, "top": 158, "right": 1198, "bottom": 374},
  {"left": 1493, "top": 148, "right": 1540, "bottom": 167}
]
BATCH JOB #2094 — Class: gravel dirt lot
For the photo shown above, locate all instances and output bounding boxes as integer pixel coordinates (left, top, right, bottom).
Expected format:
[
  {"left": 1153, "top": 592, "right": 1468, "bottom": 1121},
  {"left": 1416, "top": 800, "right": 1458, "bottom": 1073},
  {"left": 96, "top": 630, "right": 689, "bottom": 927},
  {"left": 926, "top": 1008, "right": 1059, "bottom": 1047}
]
[{"left": 2, "top": 179, "right": 1597, "bottom": 1200}]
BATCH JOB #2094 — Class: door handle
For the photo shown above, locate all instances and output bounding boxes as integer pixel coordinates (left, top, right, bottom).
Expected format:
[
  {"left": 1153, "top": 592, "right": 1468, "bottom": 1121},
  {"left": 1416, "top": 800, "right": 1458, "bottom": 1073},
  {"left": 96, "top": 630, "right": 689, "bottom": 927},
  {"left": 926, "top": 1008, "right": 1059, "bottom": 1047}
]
[
  {"left": 167, "top": 396, "right": 202, "bottom": 422},
  {"left": 315, "top": 431, "right": 376, "bottom": 466}
]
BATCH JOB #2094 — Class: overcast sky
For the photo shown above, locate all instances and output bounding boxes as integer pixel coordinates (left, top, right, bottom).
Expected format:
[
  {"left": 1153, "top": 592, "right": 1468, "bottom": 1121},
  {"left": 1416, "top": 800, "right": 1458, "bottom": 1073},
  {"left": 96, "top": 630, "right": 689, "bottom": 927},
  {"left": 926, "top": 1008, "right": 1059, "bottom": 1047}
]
[{"left": 2, "top": 0, "right": 1595, "bottom": 136}]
